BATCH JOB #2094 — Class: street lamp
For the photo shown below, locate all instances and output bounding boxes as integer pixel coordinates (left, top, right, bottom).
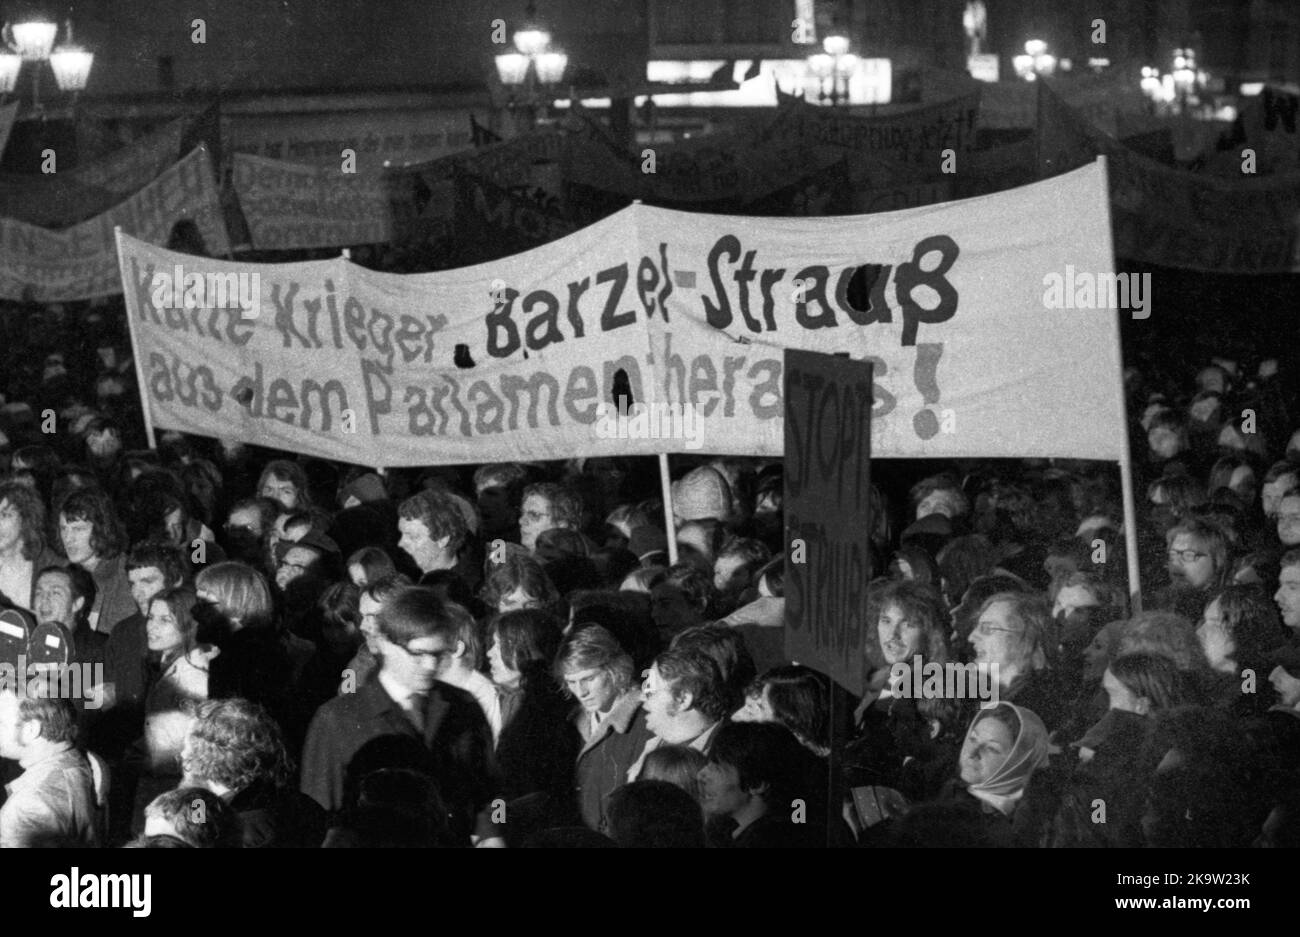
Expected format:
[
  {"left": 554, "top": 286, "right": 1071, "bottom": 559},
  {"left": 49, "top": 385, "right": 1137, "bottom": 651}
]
[
  {"left": 1139, "top": 50, "right": 1206, "bottom": 115},
  {"left": 494, "top": 1, "right": 568, "bottom": 122},
  {"left": 0, "top": 17, "right": 93, "bottom": 103},
  {"left": 807, "top": 32, "right": 858, "bottom": 106},
  {"left": 1013, "top": 39, "right": 1056, "bottom": 81}
]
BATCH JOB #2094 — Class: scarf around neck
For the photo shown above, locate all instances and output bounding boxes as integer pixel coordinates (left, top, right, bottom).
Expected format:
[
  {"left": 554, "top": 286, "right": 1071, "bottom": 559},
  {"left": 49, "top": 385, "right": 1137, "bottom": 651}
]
[{"left": 965, "top": 703, "right": 1049, "bottom": 817}]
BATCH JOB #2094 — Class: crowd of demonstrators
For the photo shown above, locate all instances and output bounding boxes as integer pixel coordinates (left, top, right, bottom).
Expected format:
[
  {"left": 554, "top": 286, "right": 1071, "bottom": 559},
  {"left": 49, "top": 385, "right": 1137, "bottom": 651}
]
[{"left": 0, "top": 298, "right": 1299, "bottom": 848}]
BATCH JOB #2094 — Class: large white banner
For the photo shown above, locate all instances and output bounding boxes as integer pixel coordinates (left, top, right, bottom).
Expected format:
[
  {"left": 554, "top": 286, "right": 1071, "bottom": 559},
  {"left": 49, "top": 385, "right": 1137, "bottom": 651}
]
[{"left": 117, "top": 160, "right": 1124, "bottom": 466}]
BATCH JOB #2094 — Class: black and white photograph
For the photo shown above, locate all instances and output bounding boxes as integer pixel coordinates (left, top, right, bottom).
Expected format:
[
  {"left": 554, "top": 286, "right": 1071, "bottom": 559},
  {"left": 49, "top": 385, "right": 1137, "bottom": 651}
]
[{"left": 0, "top": 0, "right": 1293, "bottom": 916}]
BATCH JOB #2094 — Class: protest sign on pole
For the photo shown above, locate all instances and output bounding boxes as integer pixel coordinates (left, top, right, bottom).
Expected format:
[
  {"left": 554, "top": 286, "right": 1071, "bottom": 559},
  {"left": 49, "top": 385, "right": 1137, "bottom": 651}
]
[{"left": 783, "top": 350, "right": 874, "bottom": 696}]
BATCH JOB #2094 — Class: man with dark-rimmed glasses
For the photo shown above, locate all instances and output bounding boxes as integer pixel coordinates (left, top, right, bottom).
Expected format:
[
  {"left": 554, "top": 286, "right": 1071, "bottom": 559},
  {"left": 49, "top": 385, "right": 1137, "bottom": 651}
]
[
  {"left": 1155, "top": 517, "right": 1231, "bottom": 622},
  {"left": 300, "top": 585, "right": 502, "bottom": 846}
]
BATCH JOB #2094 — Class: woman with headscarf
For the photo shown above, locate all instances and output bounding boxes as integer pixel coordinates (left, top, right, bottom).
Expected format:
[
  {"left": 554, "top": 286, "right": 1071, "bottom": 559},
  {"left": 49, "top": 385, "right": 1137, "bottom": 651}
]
[{"left": 928, "top": 702, "right": 1056, "bottom": 848}]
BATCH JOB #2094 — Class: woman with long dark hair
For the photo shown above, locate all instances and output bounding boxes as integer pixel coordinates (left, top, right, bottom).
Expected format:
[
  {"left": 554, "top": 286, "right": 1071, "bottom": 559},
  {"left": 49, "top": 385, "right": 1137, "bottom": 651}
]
[{"left": 486, "top": 609, "right": 579, "bottom": 835}]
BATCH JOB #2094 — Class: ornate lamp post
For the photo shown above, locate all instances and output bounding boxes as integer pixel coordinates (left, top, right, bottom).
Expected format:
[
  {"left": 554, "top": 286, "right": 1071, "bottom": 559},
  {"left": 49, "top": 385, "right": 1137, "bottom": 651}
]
[
  {"left": 0, "top": 16, "right": 93, "bottom": 105},
  {"left": 807, "top": 32, "right": 858, "bottom": 106}
]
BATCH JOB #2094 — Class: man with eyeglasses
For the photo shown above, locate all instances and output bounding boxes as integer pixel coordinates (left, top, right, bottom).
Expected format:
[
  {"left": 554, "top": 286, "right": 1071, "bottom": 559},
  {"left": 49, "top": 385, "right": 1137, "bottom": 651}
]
[
  {"left": 301, "top": 586, "right": 502, "bottom": 846},
  {"left": 1156, "top": 517, "right": 1231, "bottom": 622},
  {"left": 518, "top": 482, "right": 584, "bottom": 555}
]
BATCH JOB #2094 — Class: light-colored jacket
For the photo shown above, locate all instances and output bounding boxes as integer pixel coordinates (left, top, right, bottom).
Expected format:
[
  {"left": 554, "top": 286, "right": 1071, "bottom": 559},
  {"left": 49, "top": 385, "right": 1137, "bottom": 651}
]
[
  {"left": 0, "top": 747, "right": 98, "bottom": 847},
  {"left": 145, "top": 644, "right": 220, "bottom": 773}
]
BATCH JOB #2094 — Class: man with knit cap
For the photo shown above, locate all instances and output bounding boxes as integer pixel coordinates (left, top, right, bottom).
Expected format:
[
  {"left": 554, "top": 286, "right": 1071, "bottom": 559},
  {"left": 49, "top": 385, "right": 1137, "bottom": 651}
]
[{"left": 670, "top": 466, "right": 734, "bottom": 529}]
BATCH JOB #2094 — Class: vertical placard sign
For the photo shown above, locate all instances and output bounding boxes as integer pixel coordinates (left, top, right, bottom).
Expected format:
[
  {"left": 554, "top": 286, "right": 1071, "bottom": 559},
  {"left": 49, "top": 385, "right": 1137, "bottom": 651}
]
[{"left": 783, "top": 349, "right": 874, "bottom": 698}]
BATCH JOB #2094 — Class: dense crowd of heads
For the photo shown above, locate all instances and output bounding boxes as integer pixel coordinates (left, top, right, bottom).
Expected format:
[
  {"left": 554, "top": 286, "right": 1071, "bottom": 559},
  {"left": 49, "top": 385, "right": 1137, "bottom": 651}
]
[{"left": 0, "top": 302, "right": 1297, "bottom": 847}]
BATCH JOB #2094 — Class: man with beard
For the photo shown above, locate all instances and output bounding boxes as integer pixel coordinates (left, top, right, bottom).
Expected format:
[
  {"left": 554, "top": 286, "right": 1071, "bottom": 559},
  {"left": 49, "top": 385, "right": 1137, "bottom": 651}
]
[{"left": 1155, "top": 517, "right": 1232, "bottom": 621}]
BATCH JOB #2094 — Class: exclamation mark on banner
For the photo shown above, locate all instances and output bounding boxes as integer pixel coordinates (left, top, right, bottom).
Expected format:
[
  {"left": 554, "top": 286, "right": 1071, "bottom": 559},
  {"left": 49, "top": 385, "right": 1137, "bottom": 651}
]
[{"left": 912, "top": 343, "right": 944, "bottom": 440}]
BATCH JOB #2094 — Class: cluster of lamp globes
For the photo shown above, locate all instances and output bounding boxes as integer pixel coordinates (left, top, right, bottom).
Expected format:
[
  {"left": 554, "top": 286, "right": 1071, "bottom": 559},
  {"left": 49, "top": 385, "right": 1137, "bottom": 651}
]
[
  {"left": 494, "top": 21, "right": 568, "bottom": 88},
  {"left": 1141, "top": 49, "right": 1205, "bottom": 105},
  {"left": 0, "top": 18, "right": 93, "bottom": 95}
]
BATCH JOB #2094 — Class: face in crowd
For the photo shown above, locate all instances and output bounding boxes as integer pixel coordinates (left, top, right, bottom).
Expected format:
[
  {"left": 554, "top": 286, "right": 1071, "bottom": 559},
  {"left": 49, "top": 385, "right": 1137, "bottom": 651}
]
[
  {"left": 33, "top": 571, "right": 80, "bottom": 628},
  {"left": 732, "top": 685, "right": 774, "bottom": 723},
  {"left": 1276, "top": 563, "right": 1300, "bottom": 632},
  {"left": 958, "top": 712, "right": 1013, "bottom": 786},
  {"left": 276, "top": 545, "right": 322, "bottom": 593},
  {"left": 381, "top": 629, "right": 451, "bottom": 695},
  {"left": 518, "top": 494, "right": 556, "bottom": 554},
  {"left": 563, "top": 663, "right": 620, "bottom": 717},
  {"left": 397, "top": 516, "right": 445, "bottom": 574},
  {"left": 1269, "top": 666, "right": 1300, "bottom": 708},
  {"left": 1166, "top": 532, "right": 1215, "bottom": 590},
  {"left": 969, "top": 599, "right": 1023, "bottom": 674},
  {"left": 0, "top": 499, "right": 23, "bottom": 557},
  {"left": 146, "top": 598, "right": 186, "bottom": 658},
  {"left": 877, "top": 601, "right": 923, "bottom": 666},
  {"left": 128, "top": 565, "right": 171, "bottom": 618},
  {"left": 1262, "top": 472, "right": 1299, "bottom": 520},
  {"left": 1196, "top": 597, "right": 1234, "bottom": 674},
  {"left": 58, "top": 513, "right": 97, "bottom": 567},
  {"left": 1277, "top": 494, "right": 1300, "bottom": 548},
  {"left": 697, "top": 758, "right": 752, "bottom": 820},
  {"left": 260, "top": 474, "right": 300, "bottom": 511},
  {"left": 641, "top": 664, "right": 686, "bottom": 742}
]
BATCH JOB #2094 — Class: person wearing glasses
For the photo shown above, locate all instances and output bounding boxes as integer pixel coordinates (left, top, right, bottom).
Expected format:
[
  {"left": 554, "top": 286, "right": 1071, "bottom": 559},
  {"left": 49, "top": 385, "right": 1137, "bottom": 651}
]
[
  {"left": 1156, "top": 516, "right": 1232, "bottom": 622},
  {"left": 518, "top": 482, "right": 584, "bottom": 555},
  {"left": 300, "top": 586, "right": 502, "bottom": 847},
  {"left": 968, "top": 591, "right": 1068, "bottom": 733}
]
